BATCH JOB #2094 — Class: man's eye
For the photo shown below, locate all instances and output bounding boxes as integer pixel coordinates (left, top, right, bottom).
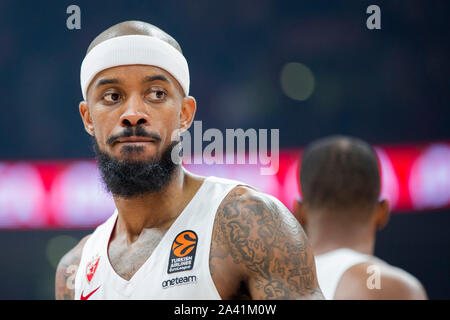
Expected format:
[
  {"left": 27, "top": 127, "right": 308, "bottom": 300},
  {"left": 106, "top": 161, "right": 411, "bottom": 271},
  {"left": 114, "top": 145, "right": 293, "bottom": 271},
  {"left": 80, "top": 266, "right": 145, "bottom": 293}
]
[
  {"left": 147, "top": 90, "right": 167, "bottom": 101},
  {"left": 103, "top": 92, "right": 121, "bottom": 103}
]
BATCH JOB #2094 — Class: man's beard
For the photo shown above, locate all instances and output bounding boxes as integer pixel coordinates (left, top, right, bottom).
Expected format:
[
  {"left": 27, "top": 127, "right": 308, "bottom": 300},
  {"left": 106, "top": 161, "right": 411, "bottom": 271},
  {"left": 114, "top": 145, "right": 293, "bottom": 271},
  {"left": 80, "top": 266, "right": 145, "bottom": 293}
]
[{"left": 92, "top": 137, "right": 180, "bottom": 198}]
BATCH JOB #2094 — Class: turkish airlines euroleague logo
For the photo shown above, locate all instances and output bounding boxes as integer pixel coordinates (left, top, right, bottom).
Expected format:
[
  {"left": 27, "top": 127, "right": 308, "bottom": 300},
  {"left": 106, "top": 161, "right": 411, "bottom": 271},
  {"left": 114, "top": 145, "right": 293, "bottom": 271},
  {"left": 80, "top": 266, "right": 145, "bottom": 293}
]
[{"left": 168, "top": 230, "right": 198, "bottom": 274}]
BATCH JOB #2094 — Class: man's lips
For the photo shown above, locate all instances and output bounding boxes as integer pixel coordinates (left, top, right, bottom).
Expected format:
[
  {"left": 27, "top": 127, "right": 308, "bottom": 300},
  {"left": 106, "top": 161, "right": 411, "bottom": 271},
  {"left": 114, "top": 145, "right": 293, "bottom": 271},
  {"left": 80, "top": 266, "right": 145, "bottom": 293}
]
[{"left": 115, "top": 137, "right": 159, "bottom": 144}]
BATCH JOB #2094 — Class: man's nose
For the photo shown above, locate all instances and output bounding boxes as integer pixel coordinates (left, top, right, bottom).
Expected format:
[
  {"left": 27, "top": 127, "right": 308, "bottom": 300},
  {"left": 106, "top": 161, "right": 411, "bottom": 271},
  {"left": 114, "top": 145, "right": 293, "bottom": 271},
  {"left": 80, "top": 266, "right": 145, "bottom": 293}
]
[{"left": 119, "top": 95, "right": 150, "bottom": 127}]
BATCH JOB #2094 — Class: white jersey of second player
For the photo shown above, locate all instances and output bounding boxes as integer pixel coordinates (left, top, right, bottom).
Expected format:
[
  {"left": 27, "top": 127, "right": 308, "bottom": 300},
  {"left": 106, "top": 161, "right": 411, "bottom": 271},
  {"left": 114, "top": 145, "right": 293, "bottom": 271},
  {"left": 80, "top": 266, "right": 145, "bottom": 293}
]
[{"left": 314, "top": 248, "right": 382, "bottom": 300}]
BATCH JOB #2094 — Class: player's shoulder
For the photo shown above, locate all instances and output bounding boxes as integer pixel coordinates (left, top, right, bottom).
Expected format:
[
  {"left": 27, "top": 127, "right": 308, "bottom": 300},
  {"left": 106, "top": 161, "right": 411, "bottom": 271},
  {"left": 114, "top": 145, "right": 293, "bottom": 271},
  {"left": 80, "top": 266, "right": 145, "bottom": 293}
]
[
  {"left": 335, "top": 259, "right": 427, "bottom": 300},
  {"left": 55, "top": 234, "right": 91, "bottom": 300},
  {"left": 375, "top": 262, "right": 428, "bottom": 299},
  {"left": 215, "top": 184, "right": 303, "bottom": 249},
  {"left": 219, "top": 184, "right": 293, "bottom": 219},
  {"left": 211, "top": 186, "right": 321, "bottom": 299},
  {"left": 57, "top": 234, "right": 91, "bottom": 268}
]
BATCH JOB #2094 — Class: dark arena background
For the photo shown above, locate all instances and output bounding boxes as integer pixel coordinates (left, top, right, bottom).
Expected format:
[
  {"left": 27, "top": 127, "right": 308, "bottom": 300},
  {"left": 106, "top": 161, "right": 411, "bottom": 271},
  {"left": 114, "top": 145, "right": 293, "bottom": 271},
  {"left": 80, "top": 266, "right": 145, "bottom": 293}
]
[{"left": 0, "top": 1, "right": 449, "bottom": 299}]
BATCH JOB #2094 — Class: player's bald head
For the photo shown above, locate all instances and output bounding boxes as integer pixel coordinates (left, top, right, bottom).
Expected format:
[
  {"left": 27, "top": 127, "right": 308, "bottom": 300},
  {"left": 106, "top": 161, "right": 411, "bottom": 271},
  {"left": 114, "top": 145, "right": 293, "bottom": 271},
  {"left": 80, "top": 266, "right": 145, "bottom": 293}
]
[
  {"left": 300, "top": 135, "right": 381, "bottom": 215},
  {"left": 86, "top": 20, "right": 182, "bottom": 55}
]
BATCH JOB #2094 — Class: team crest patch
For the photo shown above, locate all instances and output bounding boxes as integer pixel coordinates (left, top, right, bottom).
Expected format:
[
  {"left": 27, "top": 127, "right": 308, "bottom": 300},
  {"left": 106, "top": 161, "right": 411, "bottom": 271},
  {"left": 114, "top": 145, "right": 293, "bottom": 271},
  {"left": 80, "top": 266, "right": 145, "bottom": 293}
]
[
  {"left": 168, "top": 230, "right": 198, "bottom": 274},
  {"left": 86, "top": 255, "right": 100, "bottom": 283}
]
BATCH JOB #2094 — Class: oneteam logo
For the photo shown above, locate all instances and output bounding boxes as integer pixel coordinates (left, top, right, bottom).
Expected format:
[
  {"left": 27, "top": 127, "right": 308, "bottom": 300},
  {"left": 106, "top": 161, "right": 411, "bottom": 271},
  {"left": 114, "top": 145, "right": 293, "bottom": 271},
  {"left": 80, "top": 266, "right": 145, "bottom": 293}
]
[{"left": 162, "top": 275, "right": 198, "bottom": 289}]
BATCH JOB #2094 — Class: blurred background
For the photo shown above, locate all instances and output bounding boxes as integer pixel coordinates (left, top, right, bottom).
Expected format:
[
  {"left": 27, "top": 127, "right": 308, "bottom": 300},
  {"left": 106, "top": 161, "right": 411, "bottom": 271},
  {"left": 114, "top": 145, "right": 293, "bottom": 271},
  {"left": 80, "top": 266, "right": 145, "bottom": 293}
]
[{"left": 0, "top": 0, "right": 449, "bottom": 299}]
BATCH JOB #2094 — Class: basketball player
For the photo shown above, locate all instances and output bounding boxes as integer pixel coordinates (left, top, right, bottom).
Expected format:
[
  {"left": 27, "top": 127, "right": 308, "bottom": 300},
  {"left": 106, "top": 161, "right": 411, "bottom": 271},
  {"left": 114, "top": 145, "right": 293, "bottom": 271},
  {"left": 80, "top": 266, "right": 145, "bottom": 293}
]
[
  {"left": 55, "top": 21, "right": 324, "bottom": 300},
  {"left": 294, "top": 135, "right": 427, "bottom": 299}
]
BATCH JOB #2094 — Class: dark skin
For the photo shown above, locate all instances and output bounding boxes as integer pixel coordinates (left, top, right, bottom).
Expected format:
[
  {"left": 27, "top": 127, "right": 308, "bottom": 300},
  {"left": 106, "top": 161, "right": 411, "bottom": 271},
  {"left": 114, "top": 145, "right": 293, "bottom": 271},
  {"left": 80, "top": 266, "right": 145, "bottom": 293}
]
[{"left": 55, "top": 21, "right": 323, "bottom": 300}]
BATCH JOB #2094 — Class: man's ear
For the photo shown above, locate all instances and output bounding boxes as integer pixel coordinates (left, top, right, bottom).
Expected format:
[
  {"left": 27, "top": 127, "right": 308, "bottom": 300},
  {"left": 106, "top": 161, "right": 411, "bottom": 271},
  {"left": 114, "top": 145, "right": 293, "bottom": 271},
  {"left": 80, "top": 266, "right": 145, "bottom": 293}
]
[
  {"left": 179, "top": 96, "right": 197, "bottom": 133},
  {"left": 79, "top": 101, "right": 95, "bottom": 136},
  {"left": 293, "top": 199, "right": 308, "bottom": 228},
  {"left": 374, "top": 199, "right": 390, "bottom": 231}
]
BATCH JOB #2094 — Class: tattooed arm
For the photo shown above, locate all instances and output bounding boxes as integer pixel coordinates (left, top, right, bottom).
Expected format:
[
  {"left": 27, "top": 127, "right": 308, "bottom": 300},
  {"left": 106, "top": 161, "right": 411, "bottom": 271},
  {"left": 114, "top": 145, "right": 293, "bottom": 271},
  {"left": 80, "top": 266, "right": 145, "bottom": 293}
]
[
  {"left": 55, "top": 235, "right": 90, "bottom": 300},
  {"left": 210, "top": 187, "right": 324, "bottom": 300}
]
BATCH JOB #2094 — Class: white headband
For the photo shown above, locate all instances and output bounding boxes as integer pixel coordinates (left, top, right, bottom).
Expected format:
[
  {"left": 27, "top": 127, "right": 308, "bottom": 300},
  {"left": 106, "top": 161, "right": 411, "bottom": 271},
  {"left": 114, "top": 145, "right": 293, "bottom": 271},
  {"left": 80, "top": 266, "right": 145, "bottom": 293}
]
[{"left": 80, "top": 35, "right": 190, "bottom": 100}]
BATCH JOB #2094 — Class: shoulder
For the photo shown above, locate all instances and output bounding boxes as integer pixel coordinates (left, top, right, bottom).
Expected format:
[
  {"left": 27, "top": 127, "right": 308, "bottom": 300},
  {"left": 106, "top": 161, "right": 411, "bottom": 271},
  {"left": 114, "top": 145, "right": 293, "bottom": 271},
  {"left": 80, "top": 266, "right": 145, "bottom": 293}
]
[
  {"left": 335, "top": 260, "right": 427, "bottom": 300},
  {"left": 56, "top": 234, "right": 91, "bottom": 272},
  {"left": 217, "top": 185, "right": 295, "bottom": 224},
  {"left": 214, "top": 185, "right": 301, "bottom": 251},
  {"left": 55, "top": 234, "right": 91, "bottom": 300},
  {"left": 211, "top": 185, "right": 323, "bottom": 299}
]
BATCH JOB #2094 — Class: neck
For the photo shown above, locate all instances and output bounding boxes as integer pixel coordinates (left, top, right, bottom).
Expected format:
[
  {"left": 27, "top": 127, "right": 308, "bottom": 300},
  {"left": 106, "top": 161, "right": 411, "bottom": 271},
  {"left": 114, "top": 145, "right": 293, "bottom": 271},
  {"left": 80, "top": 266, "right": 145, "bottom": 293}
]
[
  {"left": 112, "top": 166, "right": 201, "bottom": 240},
  {"left": 306, "top": 210, "right": 376, "bottom": 256}
]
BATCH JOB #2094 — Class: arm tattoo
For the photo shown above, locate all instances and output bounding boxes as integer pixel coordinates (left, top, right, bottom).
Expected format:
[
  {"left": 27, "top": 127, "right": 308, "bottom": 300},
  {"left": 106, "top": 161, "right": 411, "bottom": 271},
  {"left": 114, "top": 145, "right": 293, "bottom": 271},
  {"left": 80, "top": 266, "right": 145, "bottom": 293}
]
[{"left": 210, "top": 187, "right": 324, "bottom": 300}]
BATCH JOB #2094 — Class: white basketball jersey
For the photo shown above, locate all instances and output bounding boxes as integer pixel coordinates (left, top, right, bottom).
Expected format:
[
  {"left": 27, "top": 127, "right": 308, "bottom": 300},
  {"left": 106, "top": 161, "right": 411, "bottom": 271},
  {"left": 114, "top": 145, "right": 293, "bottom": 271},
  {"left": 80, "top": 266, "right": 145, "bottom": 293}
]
[
  {"left": 74, "top": 176, "right": 246, "bottom": 300},
  {"left": 314, "top": 248, "right": 375, "bottom": 300}
]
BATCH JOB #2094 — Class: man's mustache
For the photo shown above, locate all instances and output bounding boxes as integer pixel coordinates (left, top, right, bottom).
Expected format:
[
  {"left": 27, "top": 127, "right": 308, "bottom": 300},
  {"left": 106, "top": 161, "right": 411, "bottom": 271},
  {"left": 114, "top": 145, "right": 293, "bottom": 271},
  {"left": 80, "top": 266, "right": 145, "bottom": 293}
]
[{"left": 107, "top": 127, "right": 162, "bottom": 146}]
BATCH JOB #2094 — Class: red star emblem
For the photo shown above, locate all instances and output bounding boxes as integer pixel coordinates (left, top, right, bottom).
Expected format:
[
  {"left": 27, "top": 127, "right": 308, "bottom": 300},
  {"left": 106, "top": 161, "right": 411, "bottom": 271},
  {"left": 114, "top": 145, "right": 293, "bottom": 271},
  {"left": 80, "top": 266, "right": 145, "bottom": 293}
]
[{"left": 86, "top": 255, "right": 100, "bottom": 283}]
